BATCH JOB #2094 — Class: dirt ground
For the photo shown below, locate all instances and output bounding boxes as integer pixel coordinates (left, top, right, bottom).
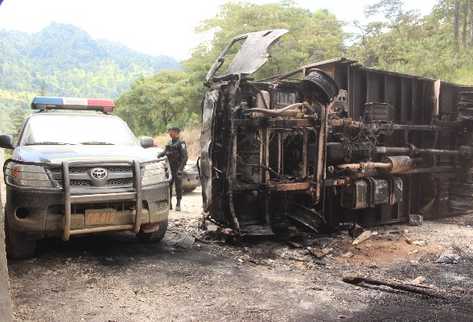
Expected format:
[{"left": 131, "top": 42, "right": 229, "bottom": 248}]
[{"left": 8, "top": 188, "right": 473, "bottom": 322}]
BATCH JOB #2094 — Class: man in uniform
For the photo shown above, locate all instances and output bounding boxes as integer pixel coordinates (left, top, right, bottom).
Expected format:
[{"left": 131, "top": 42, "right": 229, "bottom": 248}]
[{"left": 158, "top": 127, "right": 188, "bottom": 211}]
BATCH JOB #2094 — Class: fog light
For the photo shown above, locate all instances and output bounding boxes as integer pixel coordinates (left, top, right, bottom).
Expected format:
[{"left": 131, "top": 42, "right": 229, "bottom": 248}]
[{"left": 16, "top": 207, "right": 31, "bottom": 219}]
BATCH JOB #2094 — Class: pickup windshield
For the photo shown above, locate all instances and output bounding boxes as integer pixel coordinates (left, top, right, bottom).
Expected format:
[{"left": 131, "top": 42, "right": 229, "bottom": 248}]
[{"left": 21, "top": 114, "right": 138, "bottom": 146}]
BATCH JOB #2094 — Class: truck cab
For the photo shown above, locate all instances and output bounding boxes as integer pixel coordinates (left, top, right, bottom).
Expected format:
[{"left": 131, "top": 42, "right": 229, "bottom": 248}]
[{"left": 1, "top": 96, "right": 170, "bottom": 259}]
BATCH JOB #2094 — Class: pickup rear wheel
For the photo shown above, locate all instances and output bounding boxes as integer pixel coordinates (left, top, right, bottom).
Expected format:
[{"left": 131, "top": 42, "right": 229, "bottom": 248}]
[
  {"left": 5, "top": 211, "right": 36, "bottom": 259},
  {"left": 137, "top": 219, "right": 168, "bottom": 243}
]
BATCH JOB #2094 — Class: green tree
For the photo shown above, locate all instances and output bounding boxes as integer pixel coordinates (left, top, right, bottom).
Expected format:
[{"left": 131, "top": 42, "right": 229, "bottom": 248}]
[
  {"left": 187, "top": 1, "right": 345, "bottom": 80},
  {"left": 8, "top": 107, "right": 28, "bottom": 139},
  {"left": 349, "top": 0, "right": 473, "bottom": 84},
  {"left": 115, "top": 71, "right": 197, "bottom": 136},
  {"left": 118, "top": 1, "right": 346, "bottom": 136}
]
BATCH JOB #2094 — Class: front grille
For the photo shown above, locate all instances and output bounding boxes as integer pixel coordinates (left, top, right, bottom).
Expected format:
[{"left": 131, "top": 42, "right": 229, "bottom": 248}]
[
  {"left": 49, "top": 168, "right": 62, "bottom": 181},
  {"left": 69, "top": 167, "right": 86, "bottom": 174},
  {"left": 108, "top": 178, "right": 133, "bottom": 186},
  {"left": 70, "top": 179, "right": 92, "bottom": 186},
  {"left": 48, "top": 165, "right": 134, "bottom": 188}
]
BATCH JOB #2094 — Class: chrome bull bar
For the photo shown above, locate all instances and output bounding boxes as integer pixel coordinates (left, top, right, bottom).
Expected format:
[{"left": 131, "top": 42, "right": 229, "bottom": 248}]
[{"left": 62, "top": 160, "right": 142, "bottom": 240}]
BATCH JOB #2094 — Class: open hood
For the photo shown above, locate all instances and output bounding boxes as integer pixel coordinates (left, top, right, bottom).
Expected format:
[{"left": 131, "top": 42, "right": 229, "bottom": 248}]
[{"left": 205, "top": 29, "right": 288, "bottom": 82}]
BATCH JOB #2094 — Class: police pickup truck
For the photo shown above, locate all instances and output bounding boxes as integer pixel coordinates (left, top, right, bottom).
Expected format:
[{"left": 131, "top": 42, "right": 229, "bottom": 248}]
[{"left": 0, "top": 97, "right": 170, "bottom": 259}]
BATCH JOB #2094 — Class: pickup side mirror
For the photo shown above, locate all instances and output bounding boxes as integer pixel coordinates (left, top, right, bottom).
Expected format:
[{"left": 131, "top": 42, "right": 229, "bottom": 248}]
[
  {"left": 0, "top": 135, "right": 15, "bottom": 149},
  {"left": 140, "top": 136, "right": 154, "bottom": 149}
]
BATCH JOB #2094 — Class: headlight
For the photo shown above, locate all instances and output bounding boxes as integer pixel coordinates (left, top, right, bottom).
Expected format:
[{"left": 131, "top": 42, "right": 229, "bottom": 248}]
[
  {"left": 4, "top": 162, "right": 55, "bottom": 188},
  {"left": 141, "top": 161, "right": 169, "bottom": 186}
]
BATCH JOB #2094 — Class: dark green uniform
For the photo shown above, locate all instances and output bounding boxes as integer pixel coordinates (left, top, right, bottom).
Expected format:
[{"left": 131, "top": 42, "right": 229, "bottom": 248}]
[{"left": 159, "top": 139, "right": 188, "bottom": 207}]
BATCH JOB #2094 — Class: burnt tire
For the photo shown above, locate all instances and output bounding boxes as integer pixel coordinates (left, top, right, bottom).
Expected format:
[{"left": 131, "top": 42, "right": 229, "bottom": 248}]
[
  {"left": 137, "top": 219, "right": 168, "bottom": 243},
  {"left": 5, "top": 213, "right": 36, "bottom": 259}
]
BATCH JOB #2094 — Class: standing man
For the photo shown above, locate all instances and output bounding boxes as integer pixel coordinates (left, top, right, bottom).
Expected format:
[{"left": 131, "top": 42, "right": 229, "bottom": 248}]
[{"left": 158, "top": 127, "right": 188, "bottom": 211}]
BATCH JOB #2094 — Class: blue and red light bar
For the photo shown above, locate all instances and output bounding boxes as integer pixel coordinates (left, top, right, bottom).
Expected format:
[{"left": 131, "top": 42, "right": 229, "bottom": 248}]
[{"left": 31, "top": 96, "right": 115, "bottom": 113}]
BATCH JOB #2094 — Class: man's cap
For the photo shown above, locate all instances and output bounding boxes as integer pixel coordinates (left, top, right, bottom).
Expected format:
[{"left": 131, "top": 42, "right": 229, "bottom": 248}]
[{"left": 167, "top": 126, "right": 181, "bottom": 132}]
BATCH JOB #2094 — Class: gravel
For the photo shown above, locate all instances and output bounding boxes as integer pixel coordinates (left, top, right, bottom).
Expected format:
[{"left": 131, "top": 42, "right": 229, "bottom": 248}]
[{"left": 8, "top": 189, "right": 473, "bottom": 321}]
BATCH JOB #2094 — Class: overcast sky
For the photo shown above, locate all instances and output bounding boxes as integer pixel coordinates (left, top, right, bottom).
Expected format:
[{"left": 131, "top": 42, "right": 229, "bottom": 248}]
[{"left": 0, "top": 0, "right": 437, "bottom": 59}]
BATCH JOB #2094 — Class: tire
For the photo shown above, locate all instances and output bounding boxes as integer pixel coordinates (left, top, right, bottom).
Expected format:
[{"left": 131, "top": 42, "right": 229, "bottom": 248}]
[
  {"left": 5, "top": 211, "right": 36, "bottom": 259},
  {"left": 137, "top": 219, "right": 168, "bottom": 243}
]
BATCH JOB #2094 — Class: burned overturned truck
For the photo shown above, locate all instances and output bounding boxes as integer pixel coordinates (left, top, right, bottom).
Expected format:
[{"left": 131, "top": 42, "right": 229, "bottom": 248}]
[{"left": 200, "top": 29, "right": 473, "bottom": 236}]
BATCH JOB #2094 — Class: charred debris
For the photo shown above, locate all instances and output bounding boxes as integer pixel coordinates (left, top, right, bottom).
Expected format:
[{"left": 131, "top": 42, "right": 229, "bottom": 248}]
[{"left": 199, "top": 29, "right": 473, "bottom": 238}]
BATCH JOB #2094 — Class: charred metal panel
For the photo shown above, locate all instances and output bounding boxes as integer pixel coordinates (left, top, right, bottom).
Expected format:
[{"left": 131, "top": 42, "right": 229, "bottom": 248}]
[
  {"left": 200, "top": 90, "right": 220, "bottom": 211},
  {"left": 308, "top": 59, "right": 473, "bottom": 222},
  {"left": 227, "top": 29, "right": 289, "bottom": 76},
  {"left": 205, "top": 29, "right": 288, "bottom": 82},
  {"left": 202, "top": 36, "right": 473, "bottom": 236}
]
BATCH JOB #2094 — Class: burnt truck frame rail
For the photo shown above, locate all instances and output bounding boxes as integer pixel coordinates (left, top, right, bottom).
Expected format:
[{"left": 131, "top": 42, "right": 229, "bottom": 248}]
[{"left": 200, "top": 30, "right": 473, "bottom": 238}]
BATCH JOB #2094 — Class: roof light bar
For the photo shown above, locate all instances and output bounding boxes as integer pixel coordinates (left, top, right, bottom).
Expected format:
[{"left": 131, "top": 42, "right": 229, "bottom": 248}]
[{"left": 31, "top": 96, "right": 115, "bottom": 113}]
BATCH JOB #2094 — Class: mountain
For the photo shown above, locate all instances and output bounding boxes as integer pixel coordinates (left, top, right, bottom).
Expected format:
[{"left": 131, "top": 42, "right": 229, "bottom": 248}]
[
  {"left": 0, "top": 23, "right": 180, "bottom": 100},
  {"left": 0, "top": 22, "right": 180, "bottom": 133}
]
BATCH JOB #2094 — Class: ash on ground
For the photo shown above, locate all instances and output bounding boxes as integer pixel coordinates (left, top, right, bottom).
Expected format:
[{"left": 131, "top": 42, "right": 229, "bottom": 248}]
[{"left": 9, "top": 189, "right": 473, "bottom": 322}]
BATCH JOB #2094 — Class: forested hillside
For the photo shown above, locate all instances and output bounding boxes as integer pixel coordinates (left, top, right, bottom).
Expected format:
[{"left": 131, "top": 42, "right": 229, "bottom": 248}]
[
  {"left": 117, "top": 0, "right": 473, "bottom": 137},
  {"left": 0, "top": 22, "right": 179, "bottom": 133}
]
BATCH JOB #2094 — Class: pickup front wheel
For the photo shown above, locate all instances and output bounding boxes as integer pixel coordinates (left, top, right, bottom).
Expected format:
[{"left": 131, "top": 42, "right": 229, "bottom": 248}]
[{"left": 137, "top": 219, "right": 168, "bottom": 243}]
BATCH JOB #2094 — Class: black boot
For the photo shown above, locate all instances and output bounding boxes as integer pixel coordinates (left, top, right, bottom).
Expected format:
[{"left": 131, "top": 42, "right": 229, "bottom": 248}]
[{"left": 176, "top": 199, "right": 181, "bottom": 212}]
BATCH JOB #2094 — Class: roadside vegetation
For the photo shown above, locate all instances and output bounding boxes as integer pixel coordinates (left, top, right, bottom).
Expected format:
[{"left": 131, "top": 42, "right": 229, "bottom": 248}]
[
  {"left": 3, "top": 0, "right": 473, "bottom": 141},
  {"left": 117, "top": 0, "right": 473, "bottom": 139}
]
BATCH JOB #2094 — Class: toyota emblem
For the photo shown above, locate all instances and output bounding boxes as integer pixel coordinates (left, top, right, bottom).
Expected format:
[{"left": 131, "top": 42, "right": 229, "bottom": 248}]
[{"left": 90, "top": 167, "right": 108, "bottom": 180}]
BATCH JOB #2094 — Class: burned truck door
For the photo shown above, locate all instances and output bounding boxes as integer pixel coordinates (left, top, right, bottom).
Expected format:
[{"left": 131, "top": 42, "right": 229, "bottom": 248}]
[
  {"left": 226, "top": 29, "right": 289, "bottom": 76},
  {"left": 205, "top": 29, "right": 288, "bottom": 83}
]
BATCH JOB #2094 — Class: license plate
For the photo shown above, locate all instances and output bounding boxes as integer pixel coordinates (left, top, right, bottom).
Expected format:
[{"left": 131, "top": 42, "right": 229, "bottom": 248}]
[{"left": 85, "top": 208, "right": 117, "bottom": 226}]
